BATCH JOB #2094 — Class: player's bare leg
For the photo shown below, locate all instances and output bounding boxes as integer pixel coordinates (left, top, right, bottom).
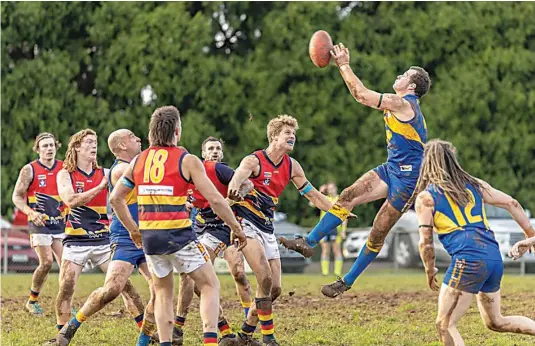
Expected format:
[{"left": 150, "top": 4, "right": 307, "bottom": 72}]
[
  {"left": 320, "top": 241, "right": 331, "bottom": 276},
  {"left": 153, "top": 272, "right": 176, "bottom": 344},
  {"left": 55, "top": 260, "right": 145, "bottom": 345},
  {"left": 321, "top": 200, "right": 401, "bottom": 297},
  {"left": 55, "top": 260, "right": 84, "bottom": 328},
  {"left": 434, "top": 285, "right": 473, "bottom": 346},
  {"left": 170, "top": 247, "right": 238, "bottom": 345},
  {"left": 280, "top": 170, "right": 387, "bottom": 257},
  {"left": 244, "top": 258, "right": 282, "bottom": 335},
  {"left": 224, "top": 246, "right": 252, "bottom": 318},
  {"left": 238, "top": 239, "right": 277, "bottom": 346},
  {"left": 27, "top": 245, "right": 54, "bottom": 316},
  {"left": 136, "top": 262, "right": 157, "bottom": 345},
  {"left": 477, "top": 290, "right": 535, "bottom": 336},
  {"left": 188, "top": 262, "right": 221, "bottom": 345},
  {"left": 332, "top": 239, "right": 344, "bottom": 277}
]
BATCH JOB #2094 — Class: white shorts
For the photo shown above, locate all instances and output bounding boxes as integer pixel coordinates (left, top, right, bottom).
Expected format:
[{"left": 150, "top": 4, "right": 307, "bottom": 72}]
[
  {"left": 146, "top": 240, "right": 209, "bottom": 278},
  {"left": 241, "top": 219, "right": 280, "bottom": 260},
  {"left": 199, "top": 233, "right": 227, "bottom": 258},
  {"left": 63, "top": 244, "right": 112, "bottom": 268},
  {"left": 30, "top": 233, "right": 66, "bottom": 248}
]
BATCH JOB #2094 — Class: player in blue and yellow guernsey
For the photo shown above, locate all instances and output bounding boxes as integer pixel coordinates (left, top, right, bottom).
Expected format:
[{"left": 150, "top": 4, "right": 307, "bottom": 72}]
[
  {"left": 280, "top": 43, "right": 432, "bottom": 297},
  {"left": 110, "top": 106, "right": 247, "bottom": 346},
  {"left": 55, "top": 129, "right": 159, "bottom": 346},
  {"left": 415, "top": 139, "right": 535, "bottom": 345}
]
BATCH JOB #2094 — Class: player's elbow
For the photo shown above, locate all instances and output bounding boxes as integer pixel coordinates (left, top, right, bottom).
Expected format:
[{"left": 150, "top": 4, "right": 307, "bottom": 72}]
[
  {"left": 109, "top": 194, "right": 122, "bottom": 209},
  {"left": 63, "top": 196, "right": 80, "bottom": 209},
  {"left": 504, "top": 198, "right": 522, "bottom": 212}
]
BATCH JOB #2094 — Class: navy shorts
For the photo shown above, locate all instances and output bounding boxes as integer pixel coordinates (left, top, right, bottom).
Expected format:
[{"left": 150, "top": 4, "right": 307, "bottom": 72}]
[
  {"left": 443, "top": 257, "right": 503, "bottom": 294},
  {"left": 373, "top": 162, "right": 419, "bottom": 213},
  {"left": 111, "top": 242, "right": 146, "bottom": 268}
]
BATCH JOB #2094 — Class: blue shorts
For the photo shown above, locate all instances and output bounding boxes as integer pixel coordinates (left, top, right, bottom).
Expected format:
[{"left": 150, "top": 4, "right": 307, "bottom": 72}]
[
  {"left": 111, "top": 242, "right": 146, "bottom": 268},
  {"left": 443, "top": 257, "right": 503, "bottom": 294},
  {"left": 373, "top": 162, "right": 419, "bottom": 212}
]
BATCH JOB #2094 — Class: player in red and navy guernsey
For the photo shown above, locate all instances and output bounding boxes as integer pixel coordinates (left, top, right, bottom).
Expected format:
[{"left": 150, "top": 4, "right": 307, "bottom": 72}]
[
  {"left": 12, "top": 133, "right": 65, "bottom": 316},
  {"left": 174, "top": 137, "right": 254, "bottom": 345},
  {"left": 52, "top": 129, "right": 143, "bottom": 345},
  {"left": 110, "top": 106, "right": 247, "bottom": 346},
  {"left": 228, "top": 115, "right": 337, "bottom": 346}
]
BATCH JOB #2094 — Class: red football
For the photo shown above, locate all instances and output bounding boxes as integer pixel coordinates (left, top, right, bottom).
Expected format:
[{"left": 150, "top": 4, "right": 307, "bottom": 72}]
[{"left": 309, "top": 30, "right": 334, "bottom": 68}]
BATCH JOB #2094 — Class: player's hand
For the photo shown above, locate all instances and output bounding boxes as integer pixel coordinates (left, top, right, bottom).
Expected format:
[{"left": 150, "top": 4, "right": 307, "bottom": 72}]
[
  {"left": 425, "top": 267, "right": 439, "bottom": 291},
  {"left": 28, "top": 210, "right": 46, "bottom": 227},
  {"left": 330, "top": 43, "right": 350, "bottom": 67},
  {"left": 129, "top": 230, "right": 143, "bottom": 249},
  {"left": 509, "top": 239, "right": 532, "bottom": 260},
  {"left": 230, "top": 224, "right": 247, "bottom": 251},
  {"left": 185, "top": 202, "right": 193, "bottom": 212},
  {"left": 228, "top": 188, "right": 242, "bottom": 202}
]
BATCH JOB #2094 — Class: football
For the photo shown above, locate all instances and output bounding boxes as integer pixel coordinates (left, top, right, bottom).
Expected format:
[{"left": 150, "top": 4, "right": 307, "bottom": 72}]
[{"left": 309, "top": 30, "right": 334, "bottom": 68}]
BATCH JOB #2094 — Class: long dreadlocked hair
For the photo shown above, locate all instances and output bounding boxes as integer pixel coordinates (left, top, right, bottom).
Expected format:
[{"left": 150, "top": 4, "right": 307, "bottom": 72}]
[
  {"left": 417, "top": 139, "right": 486, "bottom": 207},
  {"left": 148, "top": 106, "right": 180, "bottom": 147},
  {"left": 64, "top": 129, "right": 100, "bottom": 173}
]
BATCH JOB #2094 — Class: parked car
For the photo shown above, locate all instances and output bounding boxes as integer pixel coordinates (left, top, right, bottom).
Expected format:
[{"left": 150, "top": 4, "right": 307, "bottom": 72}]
[
  {"left": 343, "top": 205, "right": 535, "bottom": 269},
  {"left": 1, "top": 218, "right": 39, "bottom": 273}
]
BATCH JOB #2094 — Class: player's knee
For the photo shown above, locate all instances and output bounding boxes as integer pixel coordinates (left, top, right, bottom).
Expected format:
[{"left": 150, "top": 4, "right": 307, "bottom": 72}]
[
  {"left": 103, "top": 285, "right": 122, "bottom": 304},
  {"left": 257, "top": 272, "right": 273, "bottom": 296},
  {"left": 271, "top": 286, "right": 282, "bottom": 301},
  {"left": 39, "top": 259, "right": 53, "bottom": 272},
  {"left": 483, "top": 315, "right": 505, "bottom": 332},
  {"left": 59, "top": 277, "right": 76, "bottom": 298},
  {"left": 232, "top": 269, "right": 248, "bottom": 287}
]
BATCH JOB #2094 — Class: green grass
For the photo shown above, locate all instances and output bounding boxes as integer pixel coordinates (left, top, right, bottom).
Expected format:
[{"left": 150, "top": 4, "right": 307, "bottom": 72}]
[{"left": 1, "top": 270, "right": 534, "bottom": 345}]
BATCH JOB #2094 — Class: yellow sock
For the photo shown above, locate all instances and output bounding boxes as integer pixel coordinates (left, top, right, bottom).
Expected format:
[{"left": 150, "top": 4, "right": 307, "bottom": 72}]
[
  {"left": 321, "top": 259, "right": 330, "bottom": 276},
  {"left": 334, "top": 258, "right": 344, "bottom": 276}
]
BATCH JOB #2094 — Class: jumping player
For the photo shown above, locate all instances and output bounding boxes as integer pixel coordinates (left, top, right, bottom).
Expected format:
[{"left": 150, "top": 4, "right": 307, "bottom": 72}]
[
  {"left": 415, "top": 139, "right": 535, "bottom": 345},
  {"left": 173, "top": 136, "right": 254, "bottom": 345},
  {"left": 228, "top": 115, "right": 337, "bottom": 346},
  {"left": 109, "top": 106, "right": 247, "bottom": 346},
  {"left": 51, "top": 129, "right": 143, "bottom": 344},
  {"left": 280, "top": 43, "right": 431, "bottom": 298},
  {"left": 12, "top": 133, "right": 65, "bottom": 316},
  {"left": 53, "top": 129, "right": 157, "bottom": 346}
]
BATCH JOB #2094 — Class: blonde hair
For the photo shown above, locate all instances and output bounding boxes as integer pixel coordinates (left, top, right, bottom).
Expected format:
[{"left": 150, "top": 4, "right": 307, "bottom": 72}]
[
  {"left": 64, "top": 129, "right": 100, "bottom": 172},
  {"left": 267, "top": 114, "right": 299, "bottom": 143},
  {"left": 417, "top": 139, "right": 485, "bottom": 207},
  {"left": 33, "top": 132, "right": 61, "bottom": 153}
]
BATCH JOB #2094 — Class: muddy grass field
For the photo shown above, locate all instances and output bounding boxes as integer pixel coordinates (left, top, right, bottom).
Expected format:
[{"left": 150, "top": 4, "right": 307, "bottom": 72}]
[{"left": 2, "top": 270, "right": 534, "bottom": 345}]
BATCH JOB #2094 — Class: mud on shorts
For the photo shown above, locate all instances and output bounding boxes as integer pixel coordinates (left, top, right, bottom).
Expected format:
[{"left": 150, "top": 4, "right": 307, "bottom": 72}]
[
  {"left": 30, "top": 233, "right": 66, "bottom": 248},
  {"left": 111, "top": 242, "right": 147, "bottom": 268},
  {"left": 63, "top": 243, "right": 112, "bottom": 268},
  {"left": 198, "top": 232, "right": 227, "bottom": 259},
  {"left": 145, "top": 240, "right": 209, "bottom": 278},
  {"left": 444, "top": 257, "right": 503, "bottom": 294},
  {"left": 373, "top": 162, "right": 419, "bottom": 213},
  {"left": 241, "top": 218, "right": 280, "bottom": 260}
]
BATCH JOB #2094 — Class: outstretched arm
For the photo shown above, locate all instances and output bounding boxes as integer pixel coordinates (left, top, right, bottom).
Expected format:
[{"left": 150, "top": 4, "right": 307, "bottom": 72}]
[
  {"left": 415, "top": 191, "right": 439, "bottom": 291},
  {"left": 57, "top": 169, "right": 108, "bottom": 209},
  {"left": 331, "top": 43, "right": 413, "bottom": 119},
  {"left": 478, "top": 179, "right": 535, "bottom": 239},
  {"left": 291, "top": 159, "right": 333, "bottom": 212},
  {"left": 228, "top": 155, "right": 259, "bottom": 201}
]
